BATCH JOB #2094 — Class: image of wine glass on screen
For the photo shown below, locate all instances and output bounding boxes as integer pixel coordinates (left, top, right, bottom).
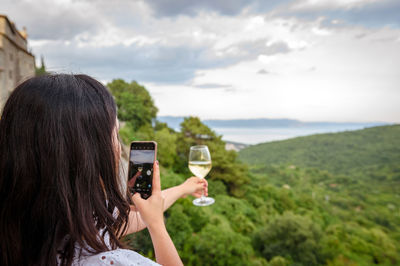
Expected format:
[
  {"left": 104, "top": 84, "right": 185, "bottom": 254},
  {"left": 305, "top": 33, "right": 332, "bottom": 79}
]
[{"left": 128, "top": 163, "right": 143, "bottom": 189}]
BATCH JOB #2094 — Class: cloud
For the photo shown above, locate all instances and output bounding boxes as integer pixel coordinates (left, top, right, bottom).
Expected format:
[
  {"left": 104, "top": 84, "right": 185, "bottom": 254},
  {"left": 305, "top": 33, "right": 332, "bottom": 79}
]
[
  {"left": 1, "top": 0, "right": 101, "bottom": 40},
  {"left": 34, "top": 41, "right": 204, "bottom": 83},
  {"left": 145, "top": 0, "right": 400, "bottom": 30},
  {"left": 3, "top": 0, "right": 399, "bottom": 46},
  {"left": 1, "top": 0, "right": 399, "bottom": 123},
  {"left": 279, "top": 0, "right": 400, "bottom": 28},
  {"left": 2, "top": 0, "right": 294, "bottom": 84},
  {"left": 257, "top": 69, "right": 270, "bottom": 74},
  {"left": 31, "top": 33, "right": 292, "bottom": 83},
  {"left": 233, "top": 39, "right": 291, "bottom": 57},
  {"left": 145, "top": 0, "right": 291, "bottom": 17},
  {"left": 146, "top": 0, "right": 252, "bottom": 16},
  {"left": 192, "top": 83, "right": 232, "bottom": 89}
]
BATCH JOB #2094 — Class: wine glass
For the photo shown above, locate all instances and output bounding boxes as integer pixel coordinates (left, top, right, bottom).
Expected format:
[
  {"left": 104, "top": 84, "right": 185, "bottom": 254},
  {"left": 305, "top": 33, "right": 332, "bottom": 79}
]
[{"left": 188, "top": 145, "right": 215, "bottom": 206}]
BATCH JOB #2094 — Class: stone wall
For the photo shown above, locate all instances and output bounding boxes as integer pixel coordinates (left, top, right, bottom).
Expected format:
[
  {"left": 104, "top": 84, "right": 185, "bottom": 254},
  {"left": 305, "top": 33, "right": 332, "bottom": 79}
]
[{"left": 0, "top": 15, "right": 35, "bottom": 108}]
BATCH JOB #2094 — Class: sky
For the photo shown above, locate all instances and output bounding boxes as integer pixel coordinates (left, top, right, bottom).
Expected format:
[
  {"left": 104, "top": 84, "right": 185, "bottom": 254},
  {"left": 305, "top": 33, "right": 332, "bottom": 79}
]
[{"left": 2, "top": 0, "right": 400, "bottom": 122}]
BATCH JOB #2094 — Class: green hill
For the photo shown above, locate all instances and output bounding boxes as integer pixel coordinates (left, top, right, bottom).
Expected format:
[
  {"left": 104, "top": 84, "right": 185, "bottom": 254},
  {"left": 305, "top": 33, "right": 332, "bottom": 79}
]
[
  {"left": 239, "top": 125, "right": 400, "bottom": 176},
  {"left": 238, "top": 125, "right": 400, "bottom": 265}
]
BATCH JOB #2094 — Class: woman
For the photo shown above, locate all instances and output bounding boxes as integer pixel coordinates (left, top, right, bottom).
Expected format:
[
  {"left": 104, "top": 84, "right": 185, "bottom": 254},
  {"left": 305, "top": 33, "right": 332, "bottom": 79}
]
[{"left": 0, "top": 74, "right": 208, "bottom": 265}]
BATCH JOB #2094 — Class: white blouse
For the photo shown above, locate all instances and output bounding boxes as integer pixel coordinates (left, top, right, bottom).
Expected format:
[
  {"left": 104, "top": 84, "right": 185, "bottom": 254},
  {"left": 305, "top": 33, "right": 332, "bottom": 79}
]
[
  {"left": 58, "top": 205, "right": 159, "bottom": 265},
  {"left": 71, "top": 248, "right": 160, "bottom": 266},
  {"left": 57, "top": 232, "right": 159, "bottom": 266}
]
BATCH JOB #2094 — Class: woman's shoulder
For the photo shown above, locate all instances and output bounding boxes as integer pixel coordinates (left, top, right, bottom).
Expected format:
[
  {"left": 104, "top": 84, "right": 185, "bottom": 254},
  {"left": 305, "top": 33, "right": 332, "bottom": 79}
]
[{"left": 73, "top": 249, "right": 160, "bottom": 266}]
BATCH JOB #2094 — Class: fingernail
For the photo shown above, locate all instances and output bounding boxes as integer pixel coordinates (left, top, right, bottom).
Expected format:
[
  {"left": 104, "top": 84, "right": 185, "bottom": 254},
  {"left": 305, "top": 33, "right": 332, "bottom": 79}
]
[{"left": 156, "top": 160, "right": 159, "bottom": 165}]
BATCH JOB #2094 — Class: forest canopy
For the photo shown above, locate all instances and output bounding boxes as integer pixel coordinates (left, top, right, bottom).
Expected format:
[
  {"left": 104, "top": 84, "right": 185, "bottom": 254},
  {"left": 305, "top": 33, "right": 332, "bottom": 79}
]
[{"left": 109, "top": 79, "right": 400, "bottom": 266}]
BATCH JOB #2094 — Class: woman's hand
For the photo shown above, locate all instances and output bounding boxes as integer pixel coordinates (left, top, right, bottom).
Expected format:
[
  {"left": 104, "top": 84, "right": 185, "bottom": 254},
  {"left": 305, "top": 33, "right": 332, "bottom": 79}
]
[
  {"left": 131, "top": 161, "right": 183, "bottom": 265},
  {"left": 180, "top": 177, "right": 208, "bottom": 198},
  {"left": 131, "top": 161, "right": 165, "bottom": 230}
]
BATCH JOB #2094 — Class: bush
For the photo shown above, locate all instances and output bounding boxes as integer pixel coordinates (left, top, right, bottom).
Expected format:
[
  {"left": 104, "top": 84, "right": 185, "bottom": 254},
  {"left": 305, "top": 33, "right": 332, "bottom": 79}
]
[
  {"left": 253, "top": 212, "right": 326, "bottom": 266},
  {"left": 183, "top": 224, "right": 254, "bottom": 266}
]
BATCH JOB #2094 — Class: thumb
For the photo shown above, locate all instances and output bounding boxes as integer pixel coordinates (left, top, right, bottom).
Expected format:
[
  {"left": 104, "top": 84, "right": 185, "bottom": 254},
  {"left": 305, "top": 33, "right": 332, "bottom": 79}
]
[
  {"left": 152, "top": 160, "right": 161, "bottom": 192},
  {"left": 131, "top": 192, "right": 144, "bottom": 205}
]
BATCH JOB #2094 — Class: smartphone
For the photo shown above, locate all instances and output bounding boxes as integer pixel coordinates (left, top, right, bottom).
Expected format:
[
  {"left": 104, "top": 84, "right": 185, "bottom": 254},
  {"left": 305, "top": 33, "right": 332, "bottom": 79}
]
[{"left": 127, "top": 141, "right": 157, "bottom": 199}]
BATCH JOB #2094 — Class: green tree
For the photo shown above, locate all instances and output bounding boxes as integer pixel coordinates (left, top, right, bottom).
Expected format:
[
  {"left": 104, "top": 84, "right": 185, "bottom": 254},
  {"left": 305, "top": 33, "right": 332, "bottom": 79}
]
[
  {"left": 253, "top": 212, "right": 327, "bottom": 265},
  {"left": 176, "top": 117, "right": 249, "bottom": 196},
  {"left": 35, "top": 55, "right": 47, "bottom": 76},
  {"left": 183, "top": 224, "right": 254, "bottom": 266},
  {"left": 154, "top": 127, "right": 177, "bottom": 167},
  {"left": 323, "top": 223, "right": 399, "bottom": 265},
  {"left": 211, "top": 195, "right": 257, "bottom": 234},
  {"left": 107, "top": 79, "right": 158, "bottom": 132},
  {"left": 269, "top": 256, "right": 289, "bottom": 266}
]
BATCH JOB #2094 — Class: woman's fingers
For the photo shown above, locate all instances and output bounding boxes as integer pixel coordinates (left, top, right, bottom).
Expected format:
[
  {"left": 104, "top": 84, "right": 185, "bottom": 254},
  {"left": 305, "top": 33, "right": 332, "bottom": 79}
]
[
  {"left": 196, "top": 183, "right": 204, "bottom": 190},
  {"left": 191, "top": 180, "right": 208, "bottom": 197},
  {"left": 182, "top": 176, "right": 209, "bottom": 197},
  {"left": 193, "top": 188, "right": 208, "bottom": 198}
]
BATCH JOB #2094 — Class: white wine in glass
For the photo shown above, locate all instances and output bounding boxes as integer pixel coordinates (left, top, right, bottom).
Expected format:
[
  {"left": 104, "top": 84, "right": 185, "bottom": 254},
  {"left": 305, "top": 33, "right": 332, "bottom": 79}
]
[{"left": 188, "top": 145, "right": 215, "bottom": 206}]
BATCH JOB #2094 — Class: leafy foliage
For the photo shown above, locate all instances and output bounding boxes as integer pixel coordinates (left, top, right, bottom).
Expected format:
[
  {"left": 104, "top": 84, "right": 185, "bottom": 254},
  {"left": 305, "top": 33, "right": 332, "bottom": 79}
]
[
  {"left": 35, "top": 55, "right": 47, "bottom": 76},
  {"left": 107, "top": 79, "right": 158, "bottom": 132},
  {"left": 154, "top": 127, "right": 177, "bottom": 167},
  {"left": 113, "top": 79, "right": 400, "bottom": 265},
  {"left": 253, "top": 212, "right": 327, "bottom": 265}
]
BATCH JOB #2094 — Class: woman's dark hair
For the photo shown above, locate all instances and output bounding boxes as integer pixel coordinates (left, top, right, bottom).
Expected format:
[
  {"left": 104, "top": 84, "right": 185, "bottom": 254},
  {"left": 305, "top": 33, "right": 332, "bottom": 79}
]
[{"left": 0, "top": 74, "right": 131, "bottom": 265}]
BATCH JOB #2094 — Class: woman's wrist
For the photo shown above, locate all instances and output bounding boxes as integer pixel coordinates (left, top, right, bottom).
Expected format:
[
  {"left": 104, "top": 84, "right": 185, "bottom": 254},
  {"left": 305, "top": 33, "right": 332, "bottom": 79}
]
[
  {"left": 177, "top": 183, "right": 189, "bottom": 198},
  {"left": 147, "top": 220, "right": 167, "bottom": 234}
]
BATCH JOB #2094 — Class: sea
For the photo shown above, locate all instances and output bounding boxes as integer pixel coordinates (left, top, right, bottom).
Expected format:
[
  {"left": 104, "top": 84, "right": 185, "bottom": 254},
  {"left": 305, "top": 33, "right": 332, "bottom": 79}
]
[
  {"left": 157, "top": 116, "right": 387, "bottom": 146},
  {"left": 213, "top": 124, "right": 384, "bottom": 145}
]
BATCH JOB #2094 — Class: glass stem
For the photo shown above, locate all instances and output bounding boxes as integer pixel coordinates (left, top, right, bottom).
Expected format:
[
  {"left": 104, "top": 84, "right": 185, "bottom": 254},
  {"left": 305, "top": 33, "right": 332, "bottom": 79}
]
[
  {"left": 200, "top": 182, "right": 206, "bottom": 202},
  {"left": 200, "top": 194, "right": 206, "bottom": 203},
  {"left": 199, "top": 176, "right": 206, "bottom": 202}
]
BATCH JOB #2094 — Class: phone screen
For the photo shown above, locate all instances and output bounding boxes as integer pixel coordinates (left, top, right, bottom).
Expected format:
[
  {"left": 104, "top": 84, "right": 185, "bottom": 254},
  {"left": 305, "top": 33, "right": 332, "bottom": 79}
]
[{"left": 128, "top": 142, "right": 156, "bottom": 199}]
